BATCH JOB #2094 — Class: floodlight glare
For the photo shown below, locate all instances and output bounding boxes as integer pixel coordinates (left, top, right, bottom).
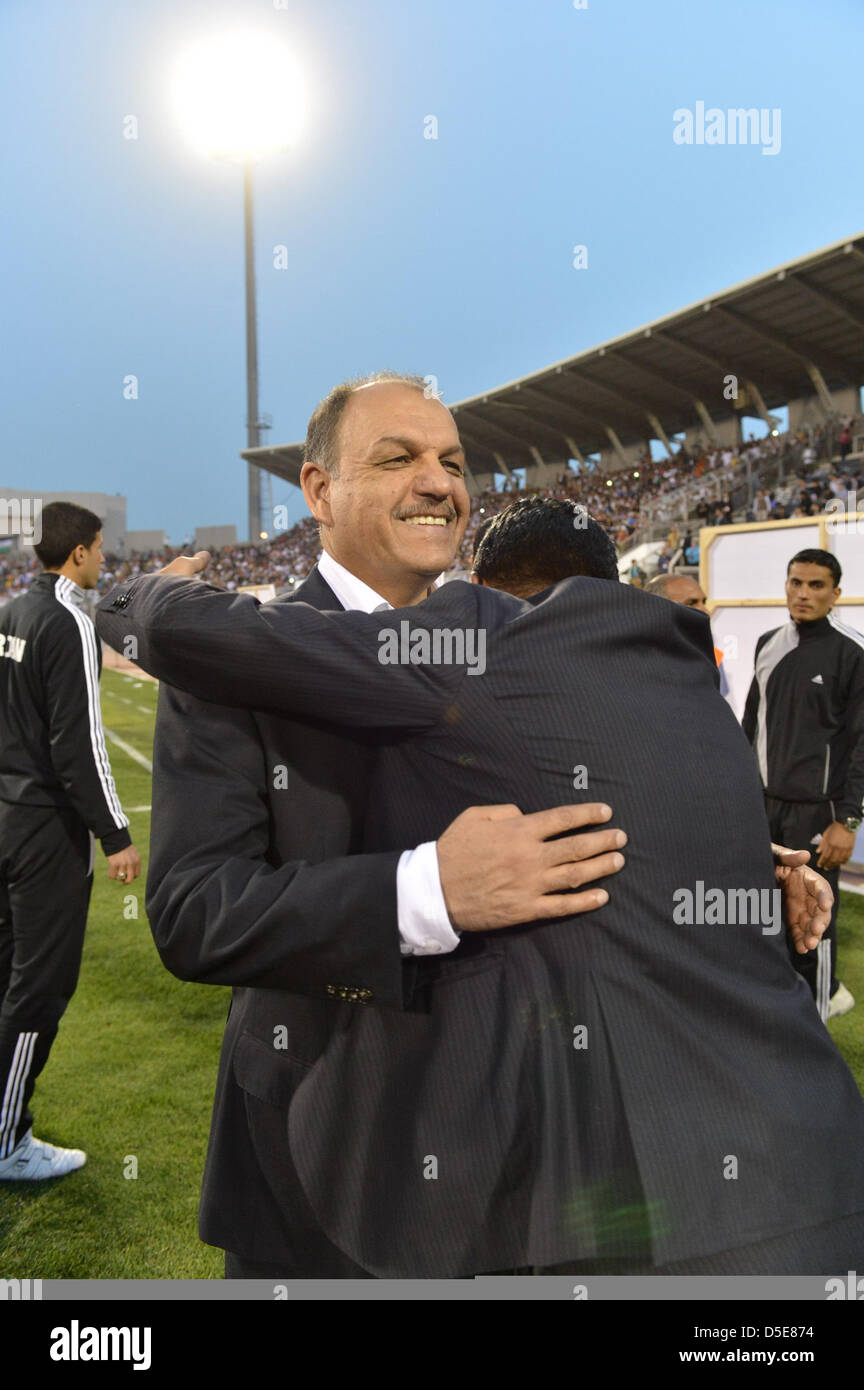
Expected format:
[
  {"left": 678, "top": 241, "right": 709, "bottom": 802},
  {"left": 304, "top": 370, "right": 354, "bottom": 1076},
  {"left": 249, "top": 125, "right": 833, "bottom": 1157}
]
[{"left": 172, "top": 31, "right": 305, "bottom": 162}]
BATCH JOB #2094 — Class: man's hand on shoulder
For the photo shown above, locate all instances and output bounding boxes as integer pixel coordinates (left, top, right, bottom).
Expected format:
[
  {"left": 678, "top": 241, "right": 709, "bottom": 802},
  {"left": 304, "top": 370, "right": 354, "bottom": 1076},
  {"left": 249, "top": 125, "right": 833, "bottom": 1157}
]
[
  {"left": 154, "top": 551, "right": 211, "bottom": 578},
  {"left": 437, "top": 802, "right": 626, "bottom": 931}
]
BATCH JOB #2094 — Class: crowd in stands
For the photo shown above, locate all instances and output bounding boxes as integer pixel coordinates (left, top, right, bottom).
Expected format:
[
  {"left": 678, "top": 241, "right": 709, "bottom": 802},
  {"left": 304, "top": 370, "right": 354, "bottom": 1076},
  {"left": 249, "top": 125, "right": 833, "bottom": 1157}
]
[
  {"left": 0, "top": 420, "right": 858, "bottom": 603},
  {"left": 459, "top": 421, "right": 856, "bottom": 565}
]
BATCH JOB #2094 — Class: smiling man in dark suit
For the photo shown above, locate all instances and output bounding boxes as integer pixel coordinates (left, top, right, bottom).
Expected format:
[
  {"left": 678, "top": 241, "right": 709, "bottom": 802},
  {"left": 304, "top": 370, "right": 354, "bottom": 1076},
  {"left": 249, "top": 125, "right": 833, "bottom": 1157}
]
[
  {"left": 98, "top": 475, "right": 864, "bottom": 1275},
  {"left": 102, "top": 374, "right": 626, "bottom": 1279}
]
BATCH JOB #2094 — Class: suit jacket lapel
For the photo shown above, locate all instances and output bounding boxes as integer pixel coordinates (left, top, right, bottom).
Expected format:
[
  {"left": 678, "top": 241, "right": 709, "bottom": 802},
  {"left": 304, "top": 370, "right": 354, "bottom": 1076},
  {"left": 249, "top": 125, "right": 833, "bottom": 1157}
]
[{"left": 281, "top": 565, "right": 344, "bottom": 613}]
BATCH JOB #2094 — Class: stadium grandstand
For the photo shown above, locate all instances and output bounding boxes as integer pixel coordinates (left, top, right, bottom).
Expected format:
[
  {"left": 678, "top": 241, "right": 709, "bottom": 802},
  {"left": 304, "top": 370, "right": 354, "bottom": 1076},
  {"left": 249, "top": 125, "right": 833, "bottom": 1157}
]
[
  {"left": 238, "top": 231, "right": 864, "bottom": 549},
  {"left": 1, "top": 232, "right": 862, "bottom": 606}
]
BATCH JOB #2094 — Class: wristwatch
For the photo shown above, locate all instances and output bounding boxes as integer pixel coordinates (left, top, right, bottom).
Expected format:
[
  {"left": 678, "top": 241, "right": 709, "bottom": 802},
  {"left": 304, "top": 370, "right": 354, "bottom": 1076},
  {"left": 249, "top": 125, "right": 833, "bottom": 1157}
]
[{"left": 843, "top": 816, "right": 862, "bottom": 833}]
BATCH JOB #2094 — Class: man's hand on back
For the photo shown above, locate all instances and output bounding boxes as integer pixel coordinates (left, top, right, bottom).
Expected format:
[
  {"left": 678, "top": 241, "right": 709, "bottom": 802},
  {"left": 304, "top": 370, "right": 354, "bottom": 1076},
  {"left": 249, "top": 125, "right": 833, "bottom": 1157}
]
[
  {"left": 437, "top": 803, "right": 626, "bottom": 932},
  {"left": 771, "top": 843, "right": 834, "bottom": 954}
]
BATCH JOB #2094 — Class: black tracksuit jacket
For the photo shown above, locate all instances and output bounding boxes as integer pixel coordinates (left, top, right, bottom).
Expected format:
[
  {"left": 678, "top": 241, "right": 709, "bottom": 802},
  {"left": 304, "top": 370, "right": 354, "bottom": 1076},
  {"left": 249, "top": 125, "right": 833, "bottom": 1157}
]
[
  {"left": 0, "top": 571, "right": 130, "bottom": 854},
  {"left": 742, "top": 612, "right": 864, "bottom": 823}
]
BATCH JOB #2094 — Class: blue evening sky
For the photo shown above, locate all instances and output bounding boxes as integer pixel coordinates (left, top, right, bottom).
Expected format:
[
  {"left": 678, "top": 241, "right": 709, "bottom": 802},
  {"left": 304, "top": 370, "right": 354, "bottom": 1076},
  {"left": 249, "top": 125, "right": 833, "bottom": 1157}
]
[{"left": 2, "top": 0, "right": 862, "bottom": 542}]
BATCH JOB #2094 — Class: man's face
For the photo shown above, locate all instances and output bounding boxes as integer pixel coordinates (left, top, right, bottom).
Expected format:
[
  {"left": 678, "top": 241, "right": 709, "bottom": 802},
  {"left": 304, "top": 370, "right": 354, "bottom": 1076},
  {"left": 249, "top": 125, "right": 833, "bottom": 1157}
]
[
  {"left": 664, "top": 576, "right": 709, "bottom": 614},
  {"left": 785, "top": 562, "right": 840, "bottom": 622},
  {"left": 75, "top": 531, "right": 104, "bottom": 589},
  {"left": 301, "top": 383, "right": 470, "bottom": 605}
]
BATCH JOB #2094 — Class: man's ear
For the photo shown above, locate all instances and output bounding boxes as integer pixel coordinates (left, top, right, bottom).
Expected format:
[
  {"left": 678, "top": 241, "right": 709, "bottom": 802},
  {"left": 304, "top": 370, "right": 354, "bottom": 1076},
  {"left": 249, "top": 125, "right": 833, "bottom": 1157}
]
[
  {"left": 300, "top": 461, "right": 332, "bottom": 526},
  {"left": 470, "top": 572, "right": 484, "bottom": 586}
]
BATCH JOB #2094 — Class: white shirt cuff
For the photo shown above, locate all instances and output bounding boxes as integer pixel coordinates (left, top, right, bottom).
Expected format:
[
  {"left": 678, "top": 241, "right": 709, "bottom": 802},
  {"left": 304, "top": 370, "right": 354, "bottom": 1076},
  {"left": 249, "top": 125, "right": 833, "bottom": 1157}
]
[{"left": 397, "top": 842, "right": 461, "bottom": 956}]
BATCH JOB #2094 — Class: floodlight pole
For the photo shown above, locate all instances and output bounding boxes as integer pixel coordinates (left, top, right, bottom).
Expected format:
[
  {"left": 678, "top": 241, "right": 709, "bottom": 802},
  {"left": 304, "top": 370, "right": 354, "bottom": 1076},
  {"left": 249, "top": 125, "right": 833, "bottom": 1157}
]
[{"left": 243, "top": 159, "right": 262, "bottom": 542}]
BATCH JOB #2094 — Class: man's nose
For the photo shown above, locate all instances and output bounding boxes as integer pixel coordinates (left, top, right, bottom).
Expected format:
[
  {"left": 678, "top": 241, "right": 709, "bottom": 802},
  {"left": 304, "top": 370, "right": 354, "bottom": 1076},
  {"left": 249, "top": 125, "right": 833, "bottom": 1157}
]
[{"left": 412, "top": 455, "right": 456, "bottom": 497}]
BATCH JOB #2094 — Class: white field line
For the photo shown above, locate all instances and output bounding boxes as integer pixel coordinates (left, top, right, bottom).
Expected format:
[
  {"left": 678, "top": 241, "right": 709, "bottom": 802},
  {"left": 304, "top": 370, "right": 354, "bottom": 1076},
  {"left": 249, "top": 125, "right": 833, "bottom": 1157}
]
[{"left": 103, "top": 728, "right": 153, "bottom": 774}]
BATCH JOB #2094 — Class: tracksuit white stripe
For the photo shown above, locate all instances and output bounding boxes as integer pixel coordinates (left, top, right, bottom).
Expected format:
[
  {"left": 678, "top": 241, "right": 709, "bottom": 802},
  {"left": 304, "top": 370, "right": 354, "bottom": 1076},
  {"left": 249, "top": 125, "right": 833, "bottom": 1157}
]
[
  {"left": 54, "top": 578, "right": 127, "bottom": 830},
  {"left": 753, "top": 623, "right": 800, "bottom": 786},
  {"left": 816, "top": 940, "right": 831, "bottom": 1022},
  {"left": 0, "top": 1031, "right": 38, "bottom": 1157},
  {"left": 828, "top": 612, "right": 864, "bottom": 652}
]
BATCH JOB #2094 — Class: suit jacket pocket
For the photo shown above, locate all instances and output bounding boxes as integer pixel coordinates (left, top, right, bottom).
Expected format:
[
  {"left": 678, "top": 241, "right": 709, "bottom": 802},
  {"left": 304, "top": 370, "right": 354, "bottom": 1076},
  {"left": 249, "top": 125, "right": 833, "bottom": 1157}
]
[{"left": 232, "top": 1030, "right": 317, "bottom": 1109}]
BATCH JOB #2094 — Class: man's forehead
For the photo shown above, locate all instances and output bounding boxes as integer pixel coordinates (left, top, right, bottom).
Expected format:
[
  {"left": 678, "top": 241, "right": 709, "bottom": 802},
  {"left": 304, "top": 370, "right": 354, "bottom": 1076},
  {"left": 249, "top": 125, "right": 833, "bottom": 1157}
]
[
  {"left": 788, "top": 564, "right": 834, "bottom": 583},
  {"left": 340, "top": 383, "right": 458, "bottom": 449},
  {"left": 669, "top": 577, "right": 701, "bottom": 595}
]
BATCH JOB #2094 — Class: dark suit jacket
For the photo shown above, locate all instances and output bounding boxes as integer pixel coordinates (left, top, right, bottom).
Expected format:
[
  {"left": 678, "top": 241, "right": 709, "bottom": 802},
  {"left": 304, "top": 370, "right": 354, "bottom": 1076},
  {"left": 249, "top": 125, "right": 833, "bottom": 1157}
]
[
  {"left": 138, "top": 568, "right": 407, "bottom": 1262},
  {"left": 97, "top": 573, "right": 864, "bottom": 1275}
]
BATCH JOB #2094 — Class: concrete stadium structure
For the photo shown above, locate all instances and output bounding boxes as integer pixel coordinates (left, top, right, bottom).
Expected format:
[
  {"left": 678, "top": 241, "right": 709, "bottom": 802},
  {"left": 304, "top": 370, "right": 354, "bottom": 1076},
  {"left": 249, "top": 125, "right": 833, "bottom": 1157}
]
[
  {"left": 242, "top": 232, "right": 864, "bottom": 498},
  {"left": 0, "top": 488, "right": 127, "bottom": 553}
]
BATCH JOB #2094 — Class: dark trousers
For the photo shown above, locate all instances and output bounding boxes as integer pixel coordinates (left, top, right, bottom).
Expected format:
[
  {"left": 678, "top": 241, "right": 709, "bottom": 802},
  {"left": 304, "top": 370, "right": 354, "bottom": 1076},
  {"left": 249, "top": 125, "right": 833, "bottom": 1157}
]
[
  {"left": 227, "top": 1208, "right": 864, "bottom": 1278},
  {"left": 0, "top": 802, "right": 92, "bottom": 1157},
  {"left": 225, "top": 1245, "right": 376, "bottom": 1279},
  {"left": 533, "top": 1210, "right": 864, "bottom": 1273},
  {"left": 765, "top": 795, "right": 840, "bottom": 1018}
]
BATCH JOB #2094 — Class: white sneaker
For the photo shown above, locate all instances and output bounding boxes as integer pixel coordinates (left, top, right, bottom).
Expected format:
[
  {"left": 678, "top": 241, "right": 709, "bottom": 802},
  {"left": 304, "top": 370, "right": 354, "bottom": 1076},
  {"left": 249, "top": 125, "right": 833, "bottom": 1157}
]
[
  {"left": 828, "top": 983, "right": 856, "bottom": 1019},
  {"left": 0, "top": 1130, "right": 86, "bottom": 1180}
]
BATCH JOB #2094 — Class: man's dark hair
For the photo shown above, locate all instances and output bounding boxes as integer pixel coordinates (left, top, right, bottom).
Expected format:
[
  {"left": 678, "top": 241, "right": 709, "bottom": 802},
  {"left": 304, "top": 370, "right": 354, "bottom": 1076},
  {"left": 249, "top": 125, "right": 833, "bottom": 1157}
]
[
  {"left": 787, "top": 548, "right": 841, "bottom": 587},
  {"left": 471, "top": 514, "right": 497, "bottom": 562},
  {"left": 33, "top": 502, "right": 103, "bottom": 570},
  {"left": 304, "top": 371, "right": 429, "bottom": 478},
  {"left": 472, "top": 496, "right": 619, "bottom": 597}
]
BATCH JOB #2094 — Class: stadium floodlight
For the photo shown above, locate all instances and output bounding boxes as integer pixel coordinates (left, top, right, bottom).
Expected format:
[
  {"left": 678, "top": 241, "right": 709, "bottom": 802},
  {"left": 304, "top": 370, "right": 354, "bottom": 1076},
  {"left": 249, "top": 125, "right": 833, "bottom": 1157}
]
[
  {"left": 171, "top": 31, "right": 306, "bottom": 163},
  {"left": 171, "top": 31, "right": 307, "bottom": 541}
]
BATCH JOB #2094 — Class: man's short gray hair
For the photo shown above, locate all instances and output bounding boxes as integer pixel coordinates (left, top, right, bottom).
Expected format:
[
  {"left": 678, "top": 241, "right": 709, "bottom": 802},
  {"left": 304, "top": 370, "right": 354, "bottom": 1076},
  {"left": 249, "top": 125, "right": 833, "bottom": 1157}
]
[
  {"left": 304, "top": 371, "right": 429, "bottom": 478},
  {"left": 645, "top": 573, "right": 674, "bottom": 598}
]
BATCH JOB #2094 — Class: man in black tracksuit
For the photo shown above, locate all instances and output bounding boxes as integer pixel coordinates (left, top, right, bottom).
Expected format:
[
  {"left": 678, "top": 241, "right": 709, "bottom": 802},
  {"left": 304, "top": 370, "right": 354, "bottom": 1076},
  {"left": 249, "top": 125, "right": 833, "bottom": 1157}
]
[
  {"left": 743, "top": 548, "right": 864, "bottom": 1020},
  {"left": 0, "top": 502, "right": 139, "bottom": 1180}
]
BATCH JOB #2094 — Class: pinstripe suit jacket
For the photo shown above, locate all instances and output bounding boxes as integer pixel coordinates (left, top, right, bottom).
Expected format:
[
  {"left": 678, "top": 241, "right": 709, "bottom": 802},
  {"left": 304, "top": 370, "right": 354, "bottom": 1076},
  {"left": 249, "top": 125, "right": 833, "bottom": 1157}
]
[
  {"left": 135, "top": 568, "right": 406, "bottom": 1263},
  {"left": 97, "top": 572, "right": 864, "bottom": 1275}
]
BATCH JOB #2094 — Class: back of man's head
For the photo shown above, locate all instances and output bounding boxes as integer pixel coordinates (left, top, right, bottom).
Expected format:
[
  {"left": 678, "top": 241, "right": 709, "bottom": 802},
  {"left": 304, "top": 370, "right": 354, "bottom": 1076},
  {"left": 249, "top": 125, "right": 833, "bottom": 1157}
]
[
  {"left": 33, "top": 501, "right": 103, "bottom": 570},
  {"left": 472, "top": 496, "right": 619, "bottom": 598}
]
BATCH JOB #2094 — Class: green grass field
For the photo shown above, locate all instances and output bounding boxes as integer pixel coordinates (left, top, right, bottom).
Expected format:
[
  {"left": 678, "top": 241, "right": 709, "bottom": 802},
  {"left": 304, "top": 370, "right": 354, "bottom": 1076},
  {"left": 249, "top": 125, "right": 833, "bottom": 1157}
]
[{"left": 1, "top": 663, "right": 863, "bottom": 1277}]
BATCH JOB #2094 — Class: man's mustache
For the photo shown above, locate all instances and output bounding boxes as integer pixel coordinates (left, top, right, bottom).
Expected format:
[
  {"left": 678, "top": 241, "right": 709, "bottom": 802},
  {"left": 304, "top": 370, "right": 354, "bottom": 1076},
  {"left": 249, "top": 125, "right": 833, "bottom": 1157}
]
[{"left": 395, "top": 508, "right": 458, "bottom": 522}]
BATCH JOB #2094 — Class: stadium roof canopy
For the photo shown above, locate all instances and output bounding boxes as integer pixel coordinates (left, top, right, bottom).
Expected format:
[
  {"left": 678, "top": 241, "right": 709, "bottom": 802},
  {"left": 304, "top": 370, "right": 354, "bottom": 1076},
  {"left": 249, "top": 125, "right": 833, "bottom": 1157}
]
[{"left": 242, "top": 231, "right": 864, "bottom": 489}]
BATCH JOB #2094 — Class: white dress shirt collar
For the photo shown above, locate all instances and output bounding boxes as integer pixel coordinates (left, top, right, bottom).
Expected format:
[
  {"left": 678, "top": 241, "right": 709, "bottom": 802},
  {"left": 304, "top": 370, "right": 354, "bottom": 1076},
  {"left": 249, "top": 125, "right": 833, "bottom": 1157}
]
[
  {"left": 314, "top": 548, "right": 458, "bottom": 955},
  {"left": 316, "top": 549, "right": 443, "bottom": 614}
]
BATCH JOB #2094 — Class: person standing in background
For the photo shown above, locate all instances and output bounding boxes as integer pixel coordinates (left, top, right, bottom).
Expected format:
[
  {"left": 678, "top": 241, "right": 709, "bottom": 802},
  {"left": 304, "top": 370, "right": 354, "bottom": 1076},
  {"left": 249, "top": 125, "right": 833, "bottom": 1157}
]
[
  {"left": 0, "top": 502, "right": 140, "bottom": 1180},
  {"left": 743, "top": 549, "right": 864, "bottom": 1020}
]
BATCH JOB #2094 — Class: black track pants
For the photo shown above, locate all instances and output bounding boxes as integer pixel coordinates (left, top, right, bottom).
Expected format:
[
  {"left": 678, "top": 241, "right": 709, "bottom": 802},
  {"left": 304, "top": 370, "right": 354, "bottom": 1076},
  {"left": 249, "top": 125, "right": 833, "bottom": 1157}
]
[{"left": 0, "top": 802, "right": 93, "bottom": 1157}]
